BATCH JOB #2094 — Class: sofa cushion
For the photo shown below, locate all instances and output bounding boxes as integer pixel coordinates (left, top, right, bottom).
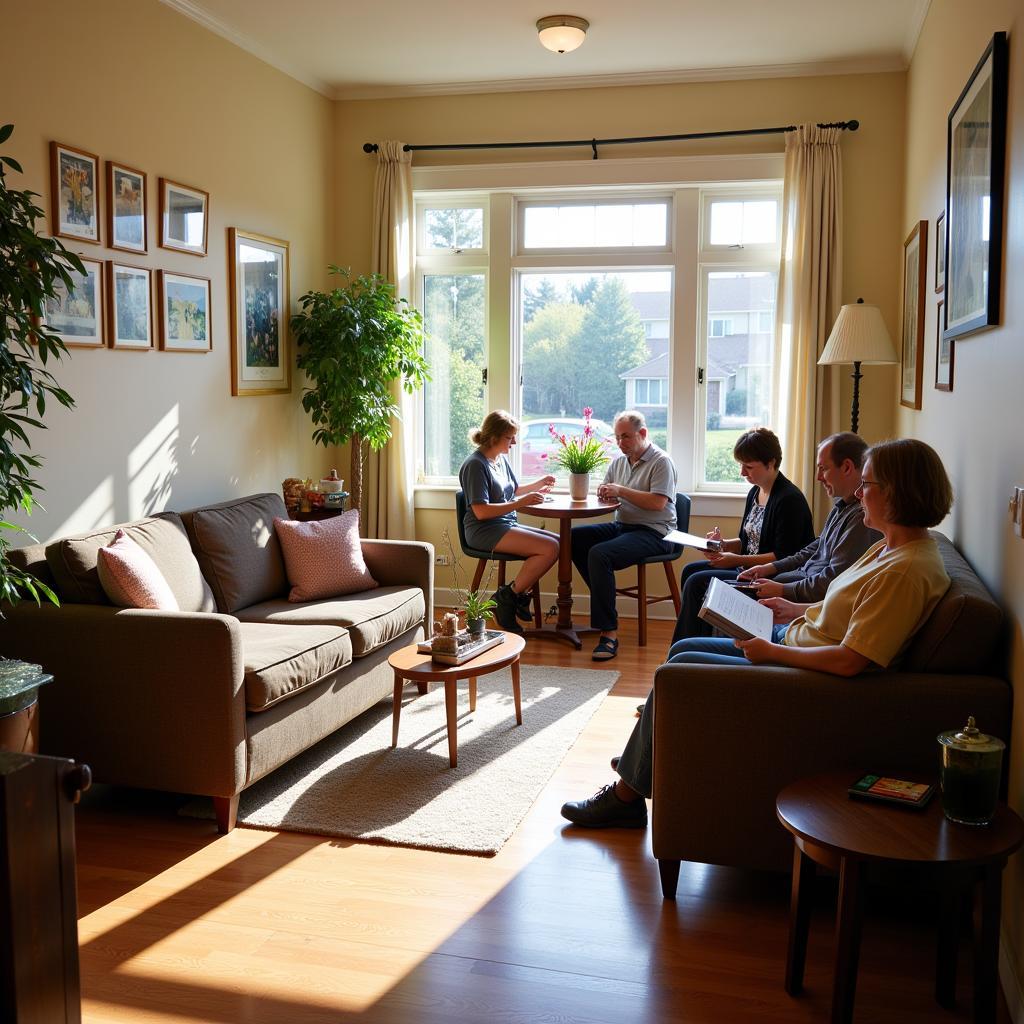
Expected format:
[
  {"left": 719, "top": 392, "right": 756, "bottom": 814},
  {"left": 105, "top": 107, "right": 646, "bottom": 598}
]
[
  {"left": 902, "top": 532, "right": 1003, "bottom": 674},
  {"left": 181, "top": 493, "right": 288, "bottom": 613},
  {"left": 274, "top": 511, "right": 378, "bottom": 602},
  {"left": 97, "top": 530, "right": 179, "bottom": 610},
  {"left": 44, "top": 513, "right": 216, "bottom": 611},
  {"left": 236, "top": 585, "right": 425, "bottom": 658},
  {"left": 238, "top": 622, "right": 353, "bottom": 713}
]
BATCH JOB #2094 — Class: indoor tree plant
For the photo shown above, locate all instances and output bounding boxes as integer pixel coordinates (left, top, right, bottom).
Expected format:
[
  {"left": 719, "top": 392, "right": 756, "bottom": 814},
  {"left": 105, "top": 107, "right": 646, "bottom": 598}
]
[
  {"left": 291, "top": 266, "right": 429, "bottom": 521},
  {"left": 0, "top": 122, "right": 80, "bottom": 609}
]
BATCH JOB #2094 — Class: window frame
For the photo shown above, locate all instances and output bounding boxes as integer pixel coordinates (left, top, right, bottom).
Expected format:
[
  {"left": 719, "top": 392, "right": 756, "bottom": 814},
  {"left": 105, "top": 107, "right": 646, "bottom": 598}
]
[
  {"left": 416, "top": 197, "right": 488, "bottom": 257},
  {"left": 411, "top": 156, "right": 784, "bottom": 515}
]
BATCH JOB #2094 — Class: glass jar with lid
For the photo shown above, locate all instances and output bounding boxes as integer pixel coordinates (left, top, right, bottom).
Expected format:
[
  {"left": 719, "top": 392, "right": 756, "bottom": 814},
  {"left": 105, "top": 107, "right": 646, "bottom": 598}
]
[{"left": 937, "top": 716, "right": 1005, "bottom": 825}]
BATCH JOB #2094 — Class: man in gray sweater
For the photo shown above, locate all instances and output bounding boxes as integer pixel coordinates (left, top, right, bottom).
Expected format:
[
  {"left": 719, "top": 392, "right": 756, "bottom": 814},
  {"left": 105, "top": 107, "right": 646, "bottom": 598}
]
[{"left": 736, "top": 432, "right": 879, "bottom": 601}]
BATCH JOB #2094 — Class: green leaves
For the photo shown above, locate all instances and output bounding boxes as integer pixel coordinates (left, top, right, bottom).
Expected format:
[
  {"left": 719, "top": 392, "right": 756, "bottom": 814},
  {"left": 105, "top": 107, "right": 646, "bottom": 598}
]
[{"left": 0, "top": 123, "right": 74, "bottom": 608}]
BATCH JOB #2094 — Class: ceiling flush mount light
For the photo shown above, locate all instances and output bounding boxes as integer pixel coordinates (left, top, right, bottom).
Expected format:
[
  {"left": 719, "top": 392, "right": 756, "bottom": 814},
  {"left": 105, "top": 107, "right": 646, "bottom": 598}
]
[{"left": 536, "top": 15, "right": 589, "bottom": 54}]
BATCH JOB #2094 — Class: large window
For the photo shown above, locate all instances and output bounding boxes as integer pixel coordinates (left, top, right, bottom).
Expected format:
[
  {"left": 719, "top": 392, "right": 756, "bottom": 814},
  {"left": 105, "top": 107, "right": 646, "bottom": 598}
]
[{"left": 415, "top": 182, "right": 781, "bottom": 496}]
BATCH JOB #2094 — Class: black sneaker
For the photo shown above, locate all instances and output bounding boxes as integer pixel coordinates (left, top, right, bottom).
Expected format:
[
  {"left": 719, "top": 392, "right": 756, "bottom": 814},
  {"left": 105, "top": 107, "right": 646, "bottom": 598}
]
[
  {"left": 491, "top": 585, "right": 524, "bottom": 634},
  {"left": 514, "top": 588, "right": 534, "bottom": 622},
  {"left": 560, "top": 783, "right": 647, "bottom": 829}
]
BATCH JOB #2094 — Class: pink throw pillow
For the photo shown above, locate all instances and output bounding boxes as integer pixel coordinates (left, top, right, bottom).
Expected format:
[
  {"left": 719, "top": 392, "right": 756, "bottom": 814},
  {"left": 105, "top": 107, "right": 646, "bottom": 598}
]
[
  {"left": 96, "top": 529, "right": 179, "bottom": 610},
  {"left": 274, "top": 510, "right": 378, "bottom": 602}
]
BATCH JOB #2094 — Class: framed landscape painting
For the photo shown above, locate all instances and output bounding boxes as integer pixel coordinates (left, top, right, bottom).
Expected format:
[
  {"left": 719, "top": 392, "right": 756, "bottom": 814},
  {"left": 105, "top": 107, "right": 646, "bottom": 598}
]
[
  {"left": 935, "top": 299, "right": 953, "bottom": 392},
  {"left": 900, "top": 221, "right": 927, "bottom": 410},
  {"left": 159, "top": 178, "right": 209, "bottom": 256},
  {"left": 50, "top": 141, "right": 100, "bottom": 244},
  {"left": 39, "top": 256, "right": 105, "bottom": 348},
  {"left": 228, "top": 228, "right": 290, "bottom": 395},
  {"left": 107, "top": 160, "right": 147, "bottom": 253},
  {"left": 107, "top": 261, "right": 153, "bottom": 350},
  {"left": 944, "top": 31, "right": 1008, "bottom": 341},
  {"left": 159, "top": 270, "right": 211, "bottom": 353}
]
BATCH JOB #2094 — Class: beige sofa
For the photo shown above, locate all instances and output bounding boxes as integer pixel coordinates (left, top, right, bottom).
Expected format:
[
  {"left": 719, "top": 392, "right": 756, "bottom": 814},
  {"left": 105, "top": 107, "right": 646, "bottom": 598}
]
[
  {"left": 651, "top": 532, "right": 1012, "bottom": 894},
  {"left": 3, "top": 493, "right": 432, "bottom": 831}
]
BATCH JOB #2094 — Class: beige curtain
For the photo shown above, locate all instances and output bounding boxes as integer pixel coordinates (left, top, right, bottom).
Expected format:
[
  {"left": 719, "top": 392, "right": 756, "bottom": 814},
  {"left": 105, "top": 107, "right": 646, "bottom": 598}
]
[
  {"left": 363, "top": 141, "right": 416, "bottom": 539},
  {"left": 774, "top": 125, "right": 844, "bottom": 526}
]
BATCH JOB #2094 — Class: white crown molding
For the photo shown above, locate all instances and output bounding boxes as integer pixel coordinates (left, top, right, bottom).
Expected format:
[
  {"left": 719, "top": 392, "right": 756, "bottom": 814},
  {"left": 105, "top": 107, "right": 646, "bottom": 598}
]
[
  {"left": 158, "top": 0, "right": 334, "bottom": 97},
  {"left": 334, "top": 56, "right": 906, "bottom": 102}
]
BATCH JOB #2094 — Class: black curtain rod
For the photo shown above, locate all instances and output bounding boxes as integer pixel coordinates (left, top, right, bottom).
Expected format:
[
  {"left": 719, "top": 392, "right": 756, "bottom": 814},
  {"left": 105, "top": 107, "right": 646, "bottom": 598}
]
[{"left": 362, "top": 119, "right": 858, "bottom": 160}]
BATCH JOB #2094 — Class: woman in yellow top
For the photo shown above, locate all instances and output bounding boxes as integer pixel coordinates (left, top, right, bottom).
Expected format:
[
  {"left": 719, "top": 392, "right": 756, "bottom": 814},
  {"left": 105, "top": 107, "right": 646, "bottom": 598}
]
[{"left": 561, "top": 437, "right": 954, "bottom": 828}]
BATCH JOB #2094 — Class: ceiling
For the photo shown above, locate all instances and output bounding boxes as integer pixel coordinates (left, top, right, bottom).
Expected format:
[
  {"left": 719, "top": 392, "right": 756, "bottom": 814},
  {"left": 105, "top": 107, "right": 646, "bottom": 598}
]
[{"left": 163, "top": 0, "right": 930, "bottom": 100}]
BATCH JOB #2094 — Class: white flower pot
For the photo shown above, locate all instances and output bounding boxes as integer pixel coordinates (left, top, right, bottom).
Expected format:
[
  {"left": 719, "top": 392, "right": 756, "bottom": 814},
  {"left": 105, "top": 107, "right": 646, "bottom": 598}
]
[{"left": 569, "top": 472, "right": 590, "bottom": 500}]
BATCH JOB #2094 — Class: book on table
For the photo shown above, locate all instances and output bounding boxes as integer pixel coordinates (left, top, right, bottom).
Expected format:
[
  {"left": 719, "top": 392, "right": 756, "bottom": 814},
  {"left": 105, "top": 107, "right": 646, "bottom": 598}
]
[
  {"left": 662, "top": 529, "right": 723, "bottom": 553},
  {"left": 417, "top": 629, "right": 504, "bottom": 665},
  {"left": 697, "top": 576, "right": 773, "bottom": 641},
  {"left": 847, "top": 773, "right": 936, "bottom": 809}
]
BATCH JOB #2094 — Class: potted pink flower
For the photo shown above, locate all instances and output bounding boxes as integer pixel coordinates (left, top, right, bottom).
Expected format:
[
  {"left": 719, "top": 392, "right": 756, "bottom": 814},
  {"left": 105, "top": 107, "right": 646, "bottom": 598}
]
[{"left": 546, "top": 407, "right": 612, "bottom": 499}]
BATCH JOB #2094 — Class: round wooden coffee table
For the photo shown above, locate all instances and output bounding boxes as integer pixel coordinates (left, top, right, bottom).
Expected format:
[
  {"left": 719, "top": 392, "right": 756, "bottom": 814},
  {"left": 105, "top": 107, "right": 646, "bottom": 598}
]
[
  {"left": 777, "top": 771, "right": 1024, "bottom": 1024},
  {"left": 389, "top": 632, "right": 526, "bottom": 768}
]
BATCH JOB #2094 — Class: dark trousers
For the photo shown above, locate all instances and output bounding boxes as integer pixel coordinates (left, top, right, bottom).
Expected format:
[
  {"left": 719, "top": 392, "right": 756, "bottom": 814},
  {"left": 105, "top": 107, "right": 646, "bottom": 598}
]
[
  {"left": 670, "top": 560, "right": 740, "bottom": 644},
  {"left": 571, "top": 522, "right": 676, "bottom": 632}
]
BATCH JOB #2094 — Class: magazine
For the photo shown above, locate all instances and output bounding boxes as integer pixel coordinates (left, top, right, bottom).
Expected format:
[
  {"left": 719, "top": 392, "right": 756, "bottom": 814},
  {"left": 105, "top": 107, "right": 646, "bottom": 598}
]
[
  {"left": 696, "top": 576, "right": 773, "bottom": 641},
  {"left": 847, "top": 773, "right": 935, "bottom": 809}
]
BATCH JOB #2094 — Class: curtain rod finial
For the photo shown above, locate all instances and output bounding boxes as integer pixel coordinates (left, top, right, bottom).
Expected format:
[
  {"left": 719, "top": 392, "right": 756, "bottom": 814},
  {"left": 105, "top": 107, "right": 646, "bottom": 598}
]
[
  {"left": 363, "top": 143, "right": 378, "bottom": 154},
  {"left": 847, "top": 119, "right": 860, "bottom": 132}
]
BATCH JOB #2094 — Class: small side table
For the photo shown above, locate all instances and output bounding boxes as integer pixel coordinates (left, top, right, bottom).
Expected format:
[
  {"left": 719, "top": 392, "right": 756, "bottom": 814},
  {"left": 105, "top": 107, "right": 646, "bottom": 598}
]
[
  {"left": 388, "top": 633, "right": 525, "bottom": 768},
  {"left": 0, "top": 660, "right": 53, "bottom": 754},
  {"left": 291, "top": 494, "right": 349, "bottom": 522},
  {"left": 777, "top": 771, "right": 1024, "bottom": 1024}
]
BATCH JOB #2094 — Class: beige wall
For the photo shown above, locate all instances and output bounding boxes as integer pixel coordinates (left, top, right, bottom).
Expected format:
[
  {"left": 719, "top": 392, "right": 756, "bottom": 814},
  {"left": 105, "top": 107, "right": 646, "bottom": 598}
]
[
  {"left": 333, "top": 72, "right": 906, "bottom": 597},
  {"left": 6, "top": 0, "right": 334, "bottom": 541},
  {"left": 901, "top": 0, "right": 1024, "bottom": 1007}
]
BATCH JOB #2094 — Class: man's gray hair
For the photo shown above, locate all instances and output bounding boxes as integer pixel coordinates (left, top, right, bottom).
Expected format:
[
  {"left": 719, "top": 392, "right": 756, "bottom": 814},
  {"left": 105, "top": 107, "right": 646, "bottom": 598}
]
[{"left": 613, "top": 409, "right": 646, "bottom": 431}]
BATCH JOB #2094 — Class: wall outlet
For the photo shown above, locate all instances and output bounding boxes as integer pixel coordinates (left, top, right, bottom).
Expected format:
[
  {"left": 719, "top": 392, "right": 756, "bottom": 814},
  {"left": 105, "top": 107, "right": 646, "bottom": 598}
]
[{"left": 435, "top": 555, "right": 450, "bottom": 566}]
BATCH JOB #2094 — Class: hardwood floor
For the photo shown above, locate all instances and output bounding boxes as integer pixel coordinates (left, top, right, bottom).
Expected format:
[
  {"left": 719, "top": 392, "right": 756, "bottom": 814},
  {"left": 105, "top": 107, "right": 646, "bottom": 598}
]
[{"left": 73, "top": 618, "right": 1009, "bottom": 1023}]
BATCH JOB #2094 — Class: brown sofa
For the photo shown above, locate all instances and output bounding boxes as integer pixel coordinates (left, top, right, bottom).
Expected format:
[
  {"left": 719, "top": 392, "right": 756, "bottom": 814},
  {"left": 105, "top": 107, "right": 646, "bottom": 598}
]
[
  {"left": 651, "top": 532, "right": 1012, "bottom": 894},
  {"left": 2, "top": 493, "right": 432, "bottom": 831}
]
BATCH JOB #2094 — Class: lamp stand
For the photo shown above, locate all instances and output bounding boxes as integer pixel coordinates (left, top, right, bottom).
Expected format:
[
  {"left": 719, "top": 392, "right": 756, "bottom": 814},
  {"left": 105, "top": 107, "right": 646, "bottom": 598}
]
[{"left": 849, "top": 360, "right": 863, "bottom": 434}]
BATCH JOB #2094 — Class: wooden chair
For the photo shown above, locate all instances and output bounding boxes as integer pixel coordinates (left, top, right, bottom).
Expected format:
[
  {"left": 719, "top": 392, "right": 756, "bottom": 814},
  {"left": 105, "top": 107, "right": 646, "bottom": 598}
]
[
  {"left": 455, "top": 490, "right": 542, "bottom": 627},
  {"left": 615, "top": 492, "right": 691, "bottom": 646}
]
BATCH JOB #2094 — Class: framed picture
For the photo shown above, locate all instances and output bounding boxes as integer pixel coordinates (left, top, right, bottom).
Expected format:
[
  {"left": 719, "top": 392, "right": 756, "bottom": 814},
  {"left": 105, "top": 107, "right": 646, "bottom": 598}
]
[
  {"left": 50, "top": 141, "right": 100, "bottom": 244},
  {"left": 38, "top": 256, "right": 105, "bottom": 348},
  {"left": 159, "top": 178, "right": 209, "bottom": 256},
  {"left": 935, "top": 299, "right": 953, "bottom": 392},
  {"left": 158, "top": 270, "right": 211, "bottom": 353},
  {"left": 944, "top": 31, "right": 1008, "bottom": 341},
  {"left": 934, "top": 210, "right": 945, "bottom": 293},
  {"left": 900, "top": 220, "right": 928, "bottom": 410},
  {"left": 107, "top": 161, "right": 147, "bottom": 253},
  {"left": 229, "top": 229, "right": 290, "bottom": 395},
  {"left": 106, "top": 261, "right": 153, "bottom": 350}
]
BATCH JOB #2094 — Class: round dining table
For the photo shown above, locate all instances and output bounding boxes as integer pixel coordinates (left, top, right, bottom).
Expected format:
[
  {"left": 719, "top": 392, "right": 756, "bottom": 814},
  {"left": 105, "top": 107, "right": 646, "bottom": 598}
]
[{"left": 519, "top": 493, "right": 619, "bottom": 648}]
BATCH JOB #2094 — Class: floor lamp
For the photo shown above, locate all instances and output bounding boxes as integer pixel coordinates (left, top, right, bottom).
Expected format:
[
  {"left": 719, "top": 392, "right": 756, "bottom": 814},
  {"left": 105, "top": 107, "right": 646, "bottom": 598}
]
[{"left": 818, "top": 299, "right": 898, "bottom": 434}]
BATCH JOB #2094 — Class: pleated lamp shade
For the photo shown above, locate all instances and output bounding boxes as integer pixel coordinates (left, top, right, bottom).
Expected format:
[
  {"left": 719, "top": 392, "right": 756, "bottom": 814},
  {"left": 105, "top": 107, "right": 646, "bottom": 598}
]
[{"left": 818, "top": 301, "right": 898, "bottom": 366}]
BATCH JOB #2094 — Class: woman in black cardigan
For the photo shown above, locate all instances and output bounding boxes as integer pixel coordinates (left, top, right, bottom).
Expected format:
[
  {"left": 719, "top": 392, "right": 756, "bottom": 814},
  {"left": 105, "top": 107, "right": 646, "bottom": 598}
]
[{"left": 671, "top": 427, "right": 814, "bottom": 643}]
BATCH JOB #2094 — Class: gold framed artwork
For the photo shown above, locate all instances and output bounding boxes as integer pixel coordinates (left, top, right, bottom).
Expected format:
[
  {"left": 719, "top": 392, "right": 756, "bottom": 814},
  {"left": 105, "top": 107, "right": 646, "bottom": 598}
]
[
  {"left": 934, "top": 210, "right": 945, "bottom": 294},
  {"left": 106, "top": 261, "right": 153, "bottom": 351},
  {"left": 158, "top": 270, "right": 211, "bottom": 353},
  {"left": 107, "top": 160, "right": 147, "bottom": 253},
  {"left": 935, "top": 299, "right": 953, "bottom": 392},
  {"left": 50, "top": 141, "right": 100, "bottom": 244},
  {"left": 159, "top": 177, "right": 209, "bottom": 256},
  {"left": 900, "top": 220, "right": 927, "bottom": 411},
  {"left": 228, "top": 228, "right": 290, "bottom": 395},
  {"left": 39, "top": 256, "right": 105, "bottom": 348}
]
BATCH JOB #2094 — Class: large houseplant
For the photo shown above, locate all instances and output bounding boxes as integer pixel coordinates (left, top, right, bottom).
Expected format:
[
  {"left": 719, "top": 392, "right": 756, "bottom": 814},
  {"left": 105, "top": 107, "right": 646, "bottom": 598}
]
[
  {"left": 0, "top": 123, "right": 80, "bottom": 609},
  {"left": 291, "top": 266, "right": 428, "bottom": 519}
]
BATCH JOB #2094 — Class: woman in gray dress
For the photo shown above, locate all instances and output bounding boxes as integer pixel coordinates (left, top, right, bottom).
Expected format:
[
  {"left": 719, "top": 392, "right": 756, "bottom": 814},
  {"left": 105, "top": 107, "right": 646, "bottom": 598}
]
[{"left": 459, "top": 410, "right": 559, "bottom": 633}]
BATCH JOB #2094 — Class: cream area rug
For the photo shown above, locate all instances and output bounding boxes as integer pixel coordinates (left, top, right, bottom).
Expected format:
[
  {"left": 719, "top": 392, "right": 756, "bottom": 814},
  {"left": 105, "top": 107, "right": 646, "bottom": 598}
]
[{"left": 184, "top": 665, "right": 616, "bottom": 856}]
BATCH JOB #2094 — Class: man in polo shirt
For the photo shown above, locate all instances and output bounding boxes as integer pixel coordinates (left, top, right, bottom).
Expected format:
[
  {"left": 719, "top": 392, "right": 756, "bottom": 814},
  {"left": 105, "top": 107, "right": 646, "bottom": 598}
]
[
  {"left": 732, "top": 431, "right": 879, "bottom": 603},
  {"left": 571, "top": 410, "right": 677, "bottom": 661}
]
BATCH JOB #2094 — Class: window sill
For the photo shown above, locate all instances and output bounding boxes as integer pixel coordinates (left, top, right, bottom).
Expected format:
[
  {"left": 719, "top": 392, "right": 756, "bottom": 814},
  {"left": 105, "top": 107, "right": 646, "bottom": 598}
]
[{"left": 414, "top": 485, "right": 745, "bottom": 518}]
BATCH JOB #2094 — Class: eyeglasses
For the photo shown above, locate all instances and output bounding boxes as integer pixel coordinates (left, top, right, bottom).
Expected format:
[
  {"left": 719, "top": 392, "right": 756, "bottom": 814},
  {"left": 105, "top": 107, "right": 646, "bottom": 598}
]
[{"left": 859, "top": 479, "right": 880, "bottom": 488}]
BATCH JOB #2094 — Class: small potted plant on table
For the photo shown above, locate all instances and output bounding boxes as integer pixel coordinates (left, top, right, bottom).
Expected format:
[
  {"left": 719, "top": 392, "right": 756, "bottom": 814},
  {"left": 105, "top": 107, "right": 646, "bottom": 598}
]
[
  {"left": 463, "top": 590, "right": 497, "bottom": 638},
  {"left": 547, "top": 407, "right": 612, "bottom": 499}
]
